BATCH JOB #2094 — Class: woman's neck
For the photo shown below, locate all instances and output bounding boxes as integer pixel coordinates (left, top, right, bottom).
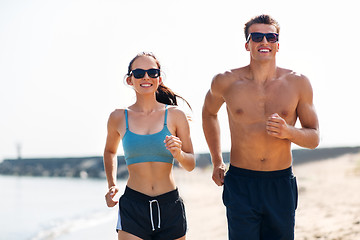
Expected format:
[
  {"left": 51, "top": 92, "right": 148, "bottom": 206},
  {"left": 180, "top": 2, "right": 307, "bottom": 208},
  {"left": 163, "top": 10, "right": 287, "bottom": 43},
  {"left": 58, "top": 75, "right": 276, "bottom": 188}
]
[{"left": 131, "top": 94, "right": 163, "bottom": 114}]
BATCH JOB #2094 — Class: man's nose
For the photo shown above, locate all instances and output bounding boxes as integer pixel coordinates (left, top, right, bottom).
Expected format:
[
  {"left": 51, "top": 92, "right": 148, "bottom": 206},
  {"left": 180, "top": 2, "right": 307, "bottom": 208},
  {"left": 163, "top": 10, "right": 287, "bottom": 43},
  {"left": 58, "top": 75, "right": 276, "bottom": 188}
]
[{"left": 261, "top": 36, "right": 268, "bottom": 43}]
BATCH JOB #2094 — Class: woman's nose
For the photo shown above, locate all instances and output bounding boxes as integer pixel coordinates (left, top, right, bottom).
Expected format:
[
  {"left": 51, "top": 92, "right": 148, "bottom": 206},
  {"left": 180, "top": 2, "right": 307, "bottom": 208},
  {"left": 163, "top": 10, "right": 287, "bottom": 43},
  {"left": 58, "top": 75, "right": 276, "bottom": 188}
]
[{"left": 143, "top": 72, "right": 150, "bottom": 79}]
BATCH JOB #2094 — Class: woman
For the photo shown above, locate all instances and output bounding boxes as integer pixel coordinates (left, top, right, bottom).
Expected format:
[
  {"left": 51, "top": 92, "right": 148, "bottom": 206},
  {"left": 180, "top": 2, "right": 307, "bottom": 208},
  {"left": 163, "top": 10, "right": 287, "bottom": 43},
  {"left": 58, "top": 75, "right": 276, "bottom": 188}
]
[{"left": 103, "top": 52, "right": 195, "bottom": 240}]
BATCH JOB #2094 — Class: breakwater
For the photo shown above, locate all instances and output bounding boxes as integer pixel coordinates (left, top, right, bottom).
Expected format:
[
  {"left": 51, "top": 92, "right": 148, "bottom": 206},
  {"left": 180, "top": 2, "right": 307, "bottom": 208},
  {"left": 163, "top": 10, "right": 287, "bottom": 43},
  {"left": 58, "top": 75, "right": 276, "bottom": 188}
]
[{"left": 0, "top": 147, "right": 359, "bottom": 178}]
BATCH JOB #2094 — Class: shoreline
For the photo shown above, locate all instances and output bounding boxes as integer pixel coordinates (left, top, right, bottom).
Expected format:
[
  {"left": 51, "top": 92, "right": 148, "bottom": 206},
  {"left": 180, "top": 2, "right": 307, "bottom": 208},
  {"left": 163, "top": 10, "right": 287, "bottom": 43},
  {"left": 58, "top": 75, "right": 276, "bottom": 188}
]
[{"left": 52, "top": 152, "right": 360, "bottom": 240}]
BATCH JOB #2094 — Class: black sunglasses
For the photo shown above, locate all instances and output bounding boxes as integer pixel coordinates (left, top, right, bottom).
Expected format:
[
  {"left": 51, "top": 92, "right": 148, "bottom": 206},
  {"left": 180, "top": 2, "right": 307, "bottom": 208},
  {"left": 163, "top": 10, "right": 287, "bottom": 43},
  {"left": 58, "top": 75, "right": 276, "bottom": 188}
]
[
  {"left": 246, "top": 32, "right": 279, "bottom": 43},
  {"left": 130, "top": 68, "right": 161, "bottom": 79}
]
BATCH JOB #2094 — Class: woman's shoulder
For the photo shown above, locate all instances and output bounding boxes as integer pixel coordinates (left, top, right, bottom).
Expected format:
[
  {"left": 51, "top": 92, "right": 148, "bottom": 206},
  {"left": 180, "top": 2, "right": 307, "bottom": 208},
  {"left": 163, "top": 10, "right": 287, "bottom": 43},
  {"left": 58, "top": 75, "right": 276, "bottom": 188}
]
[
  {"left": 167, "top": 105, "right": 186, "bottom": 117},
  {"left": 110, "top": 108, "right": 126, "bottom": 116},
  {"left": 167, "top": 105, "right": 191, "bottom": 125},
  {"left": 108, "top": 108, "right": 126, "bottom": 124}
]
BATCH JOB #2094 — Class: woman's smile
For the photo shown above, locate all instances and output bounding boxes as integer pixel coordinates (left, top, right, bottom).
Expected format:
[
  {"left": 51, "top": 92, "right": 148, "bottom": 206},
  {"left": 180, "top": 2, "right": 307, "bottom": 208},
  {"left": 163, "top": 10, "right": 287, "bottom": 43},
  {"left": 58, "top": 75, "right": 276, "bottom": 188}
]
[{"left": 140, "top": 83, "right": 153, "bottom": 88}]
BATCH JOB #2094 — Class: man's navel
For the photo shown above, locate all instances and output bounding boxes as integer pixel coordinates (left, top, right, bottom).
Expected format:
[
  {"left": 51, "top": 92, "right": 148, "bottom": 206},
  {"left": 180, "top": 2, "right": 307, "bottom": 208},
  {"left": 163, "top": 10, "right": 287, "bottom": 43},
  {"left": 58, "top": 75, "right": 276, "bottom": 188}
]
[{"left": 236, "top": 109, "right": 244, "bottom": 115}]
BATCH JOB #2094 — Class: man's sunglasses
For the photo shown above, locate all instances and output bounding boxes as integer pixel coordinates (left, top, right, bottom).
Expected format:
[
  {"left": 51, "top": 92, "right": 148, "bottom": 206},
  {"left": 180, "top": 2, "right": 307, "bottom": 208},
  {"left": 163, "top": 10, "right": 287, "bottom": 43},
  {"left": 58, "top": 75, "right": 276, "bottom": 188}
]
[
  {"left": 246, "top": 32, "right": 279, "bottom": 43},
  {"left": 130, "top": 68, "right": 161, "bottom": 79}
]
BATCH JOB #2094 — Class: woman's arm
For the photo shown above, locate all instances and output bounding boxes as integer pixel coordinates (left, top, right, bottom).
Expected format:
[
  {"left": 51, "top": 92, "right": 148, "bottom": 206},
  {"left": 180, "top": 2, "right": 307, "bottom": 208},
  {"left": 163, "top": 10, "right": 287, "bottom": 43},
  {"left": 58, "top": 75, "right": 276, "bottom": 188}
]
[
  {"left": 165, "top": 107, "right": 195, "bottom": 172},
  {"left": 103, "top": 110, "right": 122, "bottom": 207}
]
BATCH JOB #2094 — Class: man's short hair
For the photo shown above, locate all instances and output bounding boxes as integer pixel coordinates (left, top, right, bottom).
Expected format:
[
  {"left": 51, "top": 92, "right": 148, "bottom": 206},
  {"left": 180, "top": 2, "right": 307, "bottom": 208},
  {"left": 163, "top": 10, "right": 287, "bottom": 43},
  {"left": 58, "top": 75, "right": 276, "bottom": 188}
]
[{"left": 244, "top": 14, "right": 280, "bottom": 40}]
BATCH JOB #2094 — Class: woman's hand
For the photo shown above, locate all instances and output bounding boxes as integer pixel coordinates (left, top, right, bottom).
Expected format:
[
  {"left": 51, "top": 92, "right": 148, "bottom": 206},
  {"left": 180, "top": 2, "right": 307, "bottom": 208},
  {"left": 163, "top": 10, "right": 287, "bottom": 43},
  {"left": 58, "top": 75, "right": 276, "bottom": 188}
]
[
  {"left": 105, "top": 186, "right": 119, "bottom": 207},
  {"left": 164, "top": 135, "right": 183, "bottom": 159}
]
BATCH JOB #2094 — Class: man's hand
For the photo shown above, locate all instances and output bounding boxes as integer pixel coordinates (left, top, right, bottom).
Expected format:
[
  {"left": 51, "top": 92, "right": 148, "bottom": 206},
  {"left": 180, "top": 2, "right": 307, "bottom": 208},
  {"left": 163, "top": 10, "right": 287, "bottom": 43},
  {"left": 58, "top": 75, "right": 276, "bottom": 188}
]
[
  {"left": 266, "top": 113, "right": 291, "bottom": 139},
  {"left": 212, "top": 162, "right": 226, "bottom": 186}
]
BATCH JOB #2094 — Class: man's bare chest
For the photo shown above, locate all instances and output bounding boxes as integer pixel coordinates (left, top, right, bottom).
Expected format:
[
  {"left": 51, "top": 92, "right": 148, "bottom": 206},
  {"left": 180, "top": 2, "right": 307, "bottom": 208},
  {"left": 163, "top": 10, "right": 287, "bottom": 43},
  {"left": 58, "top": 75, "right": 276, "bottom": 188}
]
[{"left": 223, "top": 83, "right": 299, "bottom": 123}]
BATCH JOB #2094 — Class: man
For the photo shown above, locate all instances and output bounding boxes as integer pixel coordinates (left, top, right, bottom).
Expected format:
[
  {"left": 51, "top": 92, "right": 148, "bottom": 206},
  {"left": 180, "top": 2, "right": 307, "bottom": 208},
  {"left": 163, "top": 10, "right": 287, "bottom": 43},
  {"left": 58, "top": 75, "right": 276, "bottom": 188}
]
[{"left": 202, "top": 15, "right": 319, "bottom": 240}]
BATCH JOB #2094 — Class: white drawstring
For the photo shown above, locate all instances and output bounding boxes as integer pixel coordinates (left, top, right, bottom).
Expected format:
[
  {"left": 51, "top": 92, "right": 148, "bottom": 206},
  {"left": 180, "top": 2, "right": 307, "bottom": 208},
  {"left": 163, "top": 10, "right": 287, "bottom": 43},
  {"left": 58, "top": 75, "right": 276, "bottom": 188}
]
[{"left": 149, "top": 200, "right": 161, "bottom": 231}]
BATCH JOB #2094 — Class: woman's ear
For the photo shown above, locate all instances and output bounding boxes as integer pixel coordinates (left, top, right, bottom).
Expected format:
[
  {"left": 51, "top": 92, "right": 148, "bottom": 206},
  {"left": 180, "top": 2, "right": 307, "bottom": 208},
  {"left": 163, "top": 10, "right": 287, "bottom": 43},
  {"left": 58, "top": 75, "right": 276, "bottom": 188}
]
[
  {"left": 126, "top": 76, "right": 133, "bottom": 85},
  {"left": 158, "top": 76, "right": 163, "bottom": 85}
]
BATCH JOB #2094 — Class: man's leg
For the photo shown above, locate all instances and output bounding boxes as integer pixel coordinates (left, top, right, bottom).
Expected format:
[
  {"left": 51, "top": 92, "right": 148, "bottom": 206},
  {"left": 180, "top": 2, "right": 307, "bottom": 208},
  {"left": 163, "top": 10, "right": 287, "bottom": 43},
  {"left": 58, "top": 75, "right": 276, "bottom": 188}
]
[
  {"left": 223, "top": 166, "right": 262, "bottom": 240},
  {"left": 260, "top": 172, "right": 298, "bottom": 240}
]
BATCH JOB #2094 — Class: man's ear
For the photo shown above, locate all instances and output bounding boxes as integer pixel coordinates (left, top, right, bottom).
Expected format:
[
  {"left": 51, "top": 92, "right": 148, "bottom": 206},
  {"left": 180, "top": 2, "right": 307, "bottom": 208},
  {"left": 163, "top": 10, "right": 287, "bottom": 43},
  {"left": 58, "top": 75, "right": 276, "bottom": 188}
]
[{"left": 245, "top": 42, "right": 250, "bottom": 51}]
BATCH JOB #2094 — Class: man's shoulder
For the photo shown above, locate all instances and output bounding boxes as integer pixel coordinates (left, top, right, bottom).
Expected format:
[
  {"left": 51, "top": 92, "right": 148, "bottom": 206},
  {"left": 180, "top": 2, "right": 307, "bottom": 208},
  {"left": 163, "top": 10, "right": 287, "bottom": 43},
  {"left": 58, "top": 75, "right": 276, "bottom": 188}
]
[
  {"left": 278, "top": 67, "right": 310, "bottom": 84},
  {"left": 278, "top": 68, "right": 313, "bottom": 97},
  {"left": 212, "top": 66, "right": 248, "bottom": 85},
  {"left": 210, "top": 67, "right": 249, "bottom": 96}
]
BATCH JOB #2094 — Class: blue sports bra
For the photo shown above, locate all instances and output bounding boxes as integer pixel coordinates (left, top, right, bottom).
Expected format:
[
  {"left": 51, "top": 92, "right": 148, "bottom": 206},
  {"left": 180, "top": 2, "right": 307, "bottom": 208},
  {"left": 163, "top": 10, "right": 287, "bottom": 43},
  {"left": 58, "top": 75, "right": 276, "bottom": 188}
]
[{"left": 122, "top": 107, "right": 174, "bottom": 165}]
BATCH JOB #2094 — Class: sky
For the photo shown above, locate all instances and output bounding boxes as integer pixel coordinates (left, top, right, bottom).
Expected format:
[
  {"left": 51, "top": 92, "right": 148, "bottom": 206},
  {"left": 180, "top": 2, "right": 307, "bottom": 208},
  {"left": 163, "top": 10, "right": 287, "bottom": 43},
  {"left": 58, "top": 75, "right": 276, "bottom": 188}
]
[{"left": 1, "top": 0, "right": 359, "bottom": 160}]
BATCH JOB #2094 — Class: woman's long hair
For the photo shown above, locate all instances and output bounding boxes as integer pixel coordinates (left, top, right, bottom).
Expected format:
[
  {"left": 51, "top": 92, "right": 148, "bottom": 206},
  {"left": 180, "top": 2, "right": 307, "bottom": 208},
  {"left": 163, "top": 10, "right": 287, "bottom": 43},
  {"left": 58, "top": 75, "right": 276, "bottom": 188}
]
[{"left": 127, "top": 52, "right": 191, "bottom": 110}]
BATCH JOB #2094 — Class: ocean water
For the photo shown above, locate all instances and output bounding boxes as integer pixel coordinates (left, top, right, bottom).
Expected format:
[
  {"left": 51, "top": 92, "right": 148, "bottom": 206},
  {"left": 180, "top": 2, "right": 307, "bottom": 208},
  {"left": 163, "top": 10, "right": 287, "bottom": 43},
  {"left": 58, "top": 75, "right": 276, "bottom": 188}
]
[{"left": 0, "top": 175, "right": 125, "bottom": 240}]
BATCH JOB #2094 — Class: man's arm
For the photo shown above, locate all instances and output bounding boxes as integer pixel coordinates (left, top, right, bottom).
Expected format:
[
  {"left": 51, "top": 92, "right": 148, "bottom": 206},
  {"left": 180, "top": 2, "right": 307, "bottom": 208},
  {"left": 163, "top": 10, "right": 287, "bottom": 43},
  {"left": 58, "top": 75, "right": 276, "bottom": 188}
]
[
  {"left": 266, "top": 75, "right": 320, "bottom": 149},
  {"left": 202, "top": 75, "right": 227, "bottom": 186}
]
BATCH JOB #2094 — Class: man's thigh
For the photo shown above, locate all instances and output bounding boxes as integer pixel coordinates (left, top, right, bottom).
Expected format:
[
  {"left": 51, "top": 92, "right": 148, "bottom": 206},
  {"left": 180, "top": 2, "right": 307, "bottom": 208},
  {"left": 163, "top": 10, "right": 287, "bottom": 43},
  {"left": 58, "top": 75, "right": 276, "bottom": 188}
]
[{"left": 223, "top": 170, "right": 262, "bottom": 240}]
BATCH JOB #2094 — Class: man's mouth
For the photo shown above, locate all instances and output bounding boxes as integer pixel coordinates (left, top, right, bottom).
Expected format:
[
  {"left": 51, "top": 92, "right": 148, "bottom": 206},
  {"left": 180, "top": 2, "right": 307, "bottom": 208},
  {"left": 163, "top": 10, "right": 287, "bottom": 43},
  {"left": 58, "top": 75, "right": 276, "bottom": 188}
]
[{"left": 258, "top": 48, "right": 271, "bottom": 53}]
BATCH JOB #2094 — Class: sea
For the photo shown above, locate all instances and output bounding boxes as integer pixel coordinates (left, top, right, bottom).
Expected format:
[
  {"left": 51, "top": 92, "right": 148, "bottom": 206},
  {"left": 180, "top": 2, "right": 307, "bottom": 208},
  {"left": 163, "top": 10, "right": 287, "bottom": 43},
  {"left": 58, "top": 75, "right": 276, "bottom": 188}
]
[{"left": 0, "top": 175, "right": 126, "bottom": 240}]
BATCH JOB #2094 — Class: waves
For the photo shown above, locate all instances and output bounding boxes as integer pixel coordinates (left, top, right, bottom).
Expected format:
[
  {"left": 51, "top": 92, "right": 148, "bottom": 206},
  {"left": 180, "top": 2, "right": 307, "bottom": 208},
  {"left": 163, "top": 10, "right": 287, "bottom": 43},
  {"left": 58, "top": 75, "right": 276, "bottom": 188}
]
[
  {"left": 0, "top": 176, "right": 124, "bottom": 240},
  {"left": 30, "top": 210, "right": 114, "bottom": 240}
]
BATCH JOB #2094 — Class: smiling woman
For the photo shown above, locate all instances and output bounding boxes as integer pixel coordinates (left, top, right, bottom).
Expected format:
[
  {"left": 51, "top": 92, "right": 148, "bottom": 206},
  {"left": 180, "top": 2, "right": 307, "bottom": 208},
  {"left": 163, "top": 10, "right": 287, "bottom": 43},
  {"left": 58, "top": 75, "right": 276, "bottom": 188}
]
[
  {"left": 103, "top": 52, "right": 195, "bottom": 240},
  {"left": 125, "top": 52, "right": 191, "bottom": 109}
]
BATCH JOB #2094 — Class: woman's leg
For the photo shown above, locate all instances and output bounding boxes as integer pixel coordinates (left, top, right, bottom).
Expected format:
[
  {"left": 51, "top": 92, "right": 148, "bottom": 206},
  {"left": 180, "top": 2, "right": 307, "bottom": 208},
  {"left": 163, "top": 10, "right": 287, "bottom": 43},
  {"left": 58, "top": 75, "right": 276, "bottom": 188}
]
[
  {"left": 118, "top": 230, "right": 143, "bottom": 240},
  {"left": 175, "top": 235, "right": 186, "bottom": 240}
]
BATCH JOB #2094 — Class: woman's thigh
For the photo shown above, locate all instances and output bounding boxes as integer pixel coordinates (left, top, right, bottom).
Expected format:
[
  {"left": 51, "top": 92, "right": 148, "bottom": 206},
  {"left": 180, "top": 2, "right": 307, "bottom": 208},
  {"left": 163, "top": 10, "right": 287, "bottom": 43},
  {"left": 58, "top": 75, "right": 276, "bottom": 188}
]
[
  {"left": 175, "top": 235, "right": 186, "bottom": 240},
  {"left": 118, "top": 230, "right": 143, "bottom": 240}
]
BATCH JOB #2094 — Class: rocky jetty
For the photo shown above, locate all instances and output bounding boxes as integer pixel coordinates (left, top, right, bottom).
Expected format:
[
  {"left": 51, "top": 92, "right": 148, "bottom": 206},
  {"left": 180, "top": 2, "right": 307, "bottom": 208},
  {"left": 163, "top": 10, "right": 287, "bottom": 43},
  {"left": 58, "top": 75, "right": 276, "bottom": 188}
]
[{"left": 0, "top": 147, "right": 359, "bottom": 178}]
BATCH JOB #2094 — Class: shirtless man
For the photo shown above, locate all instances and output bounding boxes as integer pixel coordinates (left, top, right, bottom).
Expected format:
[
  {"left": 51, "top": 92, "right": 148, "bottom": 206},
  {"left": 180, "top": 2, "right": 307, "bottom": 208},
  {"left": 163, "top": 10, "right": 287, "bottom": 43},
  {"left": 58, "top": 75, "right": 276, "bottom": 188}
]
[{"left": 202, "top": 15, "right": 319, "bottom": 240}]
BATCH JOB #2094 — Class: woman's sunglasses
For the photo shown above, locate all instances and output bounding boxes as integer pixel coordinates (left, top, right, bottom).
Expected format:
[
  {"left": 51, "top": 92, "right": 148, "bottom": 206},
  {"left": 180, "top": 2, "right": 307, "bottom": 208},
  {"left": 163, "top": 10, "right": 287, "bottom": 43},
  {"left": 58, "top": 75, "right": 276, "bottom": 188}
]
[
  {"left": 130, "top": 68, "right": 160, "bottom": 79},
  {"left": 246, "top": 32, "right": 279, "bottom": 43}
]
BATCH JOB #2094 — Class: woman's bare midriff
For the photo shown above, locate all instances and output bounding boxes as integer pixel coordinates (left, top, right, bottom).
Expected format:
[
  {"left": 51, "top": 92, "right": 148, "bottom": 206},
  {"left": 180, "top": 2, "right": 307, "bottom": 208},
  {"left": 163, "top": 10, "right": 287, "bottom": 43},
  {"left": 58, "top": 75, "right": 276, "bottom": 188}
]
[{"left": 126, "top": 162, "right": 176, "bottom": 196}]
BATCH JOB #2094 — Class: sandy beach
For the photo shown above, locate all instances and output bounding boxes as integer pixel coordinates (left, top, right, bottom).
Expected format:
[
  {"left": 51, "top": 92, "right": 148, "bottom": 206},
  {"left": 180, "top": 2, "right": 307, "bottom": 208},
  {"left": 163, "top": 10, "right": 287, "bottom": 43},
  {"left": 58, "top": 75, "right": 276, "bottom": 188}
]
[
  {"left": 293, "top": 153, "right": 360, "bottom": 240},
  {"left": 81, "top": 152, "right": 360, "bottom": 240},
  {"left": 174, "top": 152, "right": 360, "bottom": 240}
]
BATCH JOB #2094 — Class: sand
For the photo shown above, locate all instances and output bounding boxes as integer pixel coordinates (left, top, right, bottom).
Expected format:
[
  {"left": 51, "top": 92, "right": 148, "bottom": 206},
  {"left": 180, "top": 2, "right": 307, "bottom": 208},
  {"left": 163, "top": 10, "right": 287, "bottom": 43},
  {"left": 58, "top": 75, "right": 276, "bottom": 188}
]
[
  {"left": 175, "top": 167, "right": 228, "bottom": 240},
  {"left": 293, "top": 153, "right": 360, "bottom": 240},
  {"left": 174, "top": 152, "right": 360, "bottom": 240},
  {"left": 80, "top": 152, "right": 360, "bottom": 240}
]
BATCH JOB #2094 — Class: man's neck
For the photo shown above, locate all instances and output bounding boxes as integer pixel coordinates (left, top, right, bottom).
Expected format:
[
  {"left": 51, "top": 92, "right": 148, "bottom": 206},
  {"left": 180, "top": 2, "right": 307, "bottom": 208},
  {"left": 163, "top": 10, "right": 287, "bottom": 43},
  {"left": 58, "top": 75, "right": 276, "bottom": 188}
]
[{"left": 248, "top": 59, "right": 277, "bottom": 84}]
